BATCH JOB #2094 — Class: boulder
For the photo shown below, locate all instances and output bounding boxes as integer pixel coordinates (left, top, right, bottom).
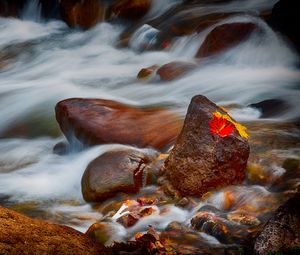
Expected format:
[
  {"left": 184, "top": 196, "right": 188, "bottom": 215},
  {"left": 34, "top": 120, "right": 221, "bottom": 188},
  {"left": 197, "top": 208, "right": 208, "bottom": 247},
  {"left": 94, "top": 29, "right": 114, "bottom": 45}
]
[
  {"left": 137, "top": 64, "right": 159, "bottom": 80},
  {"left": 111, "top": 0, "right": 151, "bottom": 20},
  {"left": 0, "top": 206, "right": 105, "bottom": 255},
  {"left": 249, "top": 99, "right": 290, "bottom": 118},
  {"left": 157, "top": 61, "right": 197, "bottom": 81},
  {"left": 196, "top": 22, "right": 258, "bottom": 58},
  {"left": 55, "top": 98, "right": 182, "bottom": 151},
  {"left": 81, "top": 148, "right": 159, "bottom": 202},
  {"left": 161, "top": 95, "right": 250, "bottom": 196},
  {"left": 254, "top": 193, "right": 300, "bottom": 255},
  {"left": 60, "top": 0, "right": 106, "bottom": 30},
  {"left": 0, "top": 0, "right": 26, "bottom": 18}
]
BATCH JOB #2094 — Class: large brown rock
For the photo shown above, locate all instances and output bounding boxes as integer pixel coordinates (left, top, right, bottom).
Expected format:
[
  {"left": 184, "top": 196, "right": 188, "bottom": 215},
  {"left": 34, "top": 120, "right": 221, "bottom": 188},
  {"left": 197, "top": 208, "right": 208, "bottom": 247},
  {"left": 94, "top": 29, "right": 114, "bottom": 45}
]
[
  {"left": 161, "top": 95, "right": 250, "bottom": 196},
  {"left": 254, "top": 193, "right": 300, "bottom": 255},
  {"left": 60, "top": 0, "right": 106, "bottom": 30},
  {"left": 111, "top": 0, "right": 151, "bottom": 20},
  {"left": 0, "top": 206, "right": 106, "bottom": 255},
  {"left": 55, "top": 98, "right": 182, "bottom": 151},
  {"left": 81, "top": 148, "right": 159, "bottom": 202},
  {"left": 196, "top": 22, "right": 258, "bottom": 58}
]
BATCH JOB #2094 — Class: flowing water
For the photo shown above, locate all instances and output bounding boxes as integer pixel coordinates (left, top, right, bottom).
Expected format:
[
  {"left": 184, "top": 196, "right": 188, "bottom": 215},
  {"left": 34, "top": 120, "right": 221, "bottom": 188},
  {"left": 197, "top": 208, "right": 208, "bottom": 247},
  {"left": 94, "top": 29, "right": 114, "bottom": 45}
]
[{"left": 0, "top": 0, "right": 299, "bottom": 248}]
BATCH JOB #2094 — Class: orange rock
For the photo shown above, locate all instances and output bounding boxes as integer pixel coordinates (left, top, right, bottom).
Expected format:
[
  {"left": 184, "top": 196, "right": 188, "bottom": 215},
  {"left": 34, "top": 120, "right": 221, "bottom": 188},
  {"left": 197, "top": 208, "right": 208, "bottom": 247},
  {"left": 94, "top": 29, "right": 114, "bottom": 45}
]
[
  {"left": 157, "top": 61, "right": 197, "bottom": 81},
  {"left": 55, "top": 98, "right": 183, "bottom": 151},
  {"left": 196, "top": 22, "right": 258, "bottom": 58},
  {"left": 223, "top": 191, "right": 235, "bottom": 210},
  {"left": 60, "top": 0, "right": 106, "bottom": 30},
  {"left": 137, "top": 65, "right": 159, "bottom": 80}
]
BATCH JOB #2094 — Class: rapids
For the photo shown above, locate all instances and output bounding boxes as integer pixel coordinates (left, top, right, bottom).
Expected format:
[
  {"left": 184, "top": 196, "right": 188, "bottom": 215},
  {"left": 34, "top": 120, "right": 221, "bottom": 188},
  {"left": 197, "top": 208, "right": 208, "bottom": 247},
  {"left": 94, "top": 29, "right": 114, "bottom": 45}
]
[{"left": 0, "top": 0, "right": 299, "bottom": 247}]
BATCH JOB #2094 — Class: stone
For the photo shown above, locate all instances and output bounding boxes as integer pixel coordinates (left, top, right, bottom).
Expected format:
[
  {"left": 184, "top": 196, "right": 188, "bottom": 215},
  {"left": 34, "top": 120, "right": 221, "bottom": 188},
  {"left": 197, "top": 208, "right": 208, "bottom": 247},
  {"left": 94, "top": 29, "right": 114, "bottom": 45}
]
[
  {"left": 196, "top": 22, "right": 258, "bottom": 58},
  {"left": 111, "top": 0, "right": 151, "bottom": 20},
  {"left": 55, "top": 98, "right": 182, "bottom": 151},
  {"left": 161, "top": 95, "right": 250, "bottom": 196},
  {"left": 60, "top": 0, "right": 106, "bottom": 30},
  {"left": 0, "top": 206, "right": 105, "bottom": 255},
  {"left": 157, "top": 61, "right": 197, "bottom": 81},
  {"left": 137, "top": 64, "right": 159, "bottom": 80},
  {"left": 249, "top": 99, "right": 290, "bottom": 118},
  {"left": 0, "top": 0, "right": 26, "bottom": 18},
  {"left": 81, "top": 148, "right": 158, "bottom": 202},
  {"left": 254, "top": 193, "right": 300, "bottom": 255}
]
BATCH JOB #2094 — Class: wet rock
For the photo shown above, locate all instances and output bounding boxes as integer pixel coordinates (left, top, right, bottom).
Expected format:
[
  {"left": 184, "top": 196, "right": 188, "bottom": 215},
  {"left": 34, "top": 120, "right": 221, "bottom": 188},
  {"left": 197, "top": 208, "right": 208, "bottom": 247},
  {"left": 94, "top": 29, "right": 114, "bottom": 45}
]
[
  {"left": 0, "top": 0, "right": 26, "bottom": 18},
  {"left": 157, "top": 61, "right": 197, "bottom": 81},
  {"left": 270, "top": 0, "right": 300, "bottom": 53},
  {"left": 137, "top": 64, "right": 159, "bottom": 80},
  {"left": 161, "top": 95, "right": 250, "bottom": 196},
  {"left": 254, "top": 193, "right": 300, "bottom": 255},
  {"left": 39, "top": 0, "right": 60, "bottom": 20},
  {"left": 53, "top": 141, "right": 70, "bottom": 155},
  {"left": 0, "top": 206, "right": 105, "bottom": 255},
  {"left": 60, "top": 0, "right": 106, "bottom": 30},
  {"left": 111, "top": 0, "right": 151, "bottom": 21},
  {"left": 55, "top": 98, "right": 183, "bottom": 151},
  {"left": 196, "top": 22, "right": 258, "bottom": 58},
  {"left": 81, "top": 148, "right": 158, "bottom": 202},
  {"left": 249, "top": 99, "right": 290, "bottom": 118}
]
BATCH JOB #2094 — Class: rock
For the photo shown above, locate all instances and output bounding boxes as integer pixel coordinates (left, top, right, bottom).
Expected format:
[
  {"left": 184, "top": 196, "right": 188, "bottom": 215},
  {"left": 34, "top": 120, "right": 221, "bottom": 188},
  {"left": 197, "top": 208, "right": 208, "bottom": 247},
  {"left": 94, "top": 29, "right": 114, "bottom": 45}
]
[
  {"left": 0, "top": 0, "right": 26, "bottom": 18},
  {"left": 39, "top": 0, "right": 60, "bottom": 20},
  {"left": 81, "top": 148, "right": 158, "bottom": 202},
  {"left": 249, "top": 99, "right": 290, "bottom": 118},
  {"left": 137, "top": 64, "right": 159, "bottom": 80},
  {"left": 254, "top": 193, "right": 300, "bottom": 255},
  {"left": 0, "top": 206, "right": 105, "bottom": 255},
  {"left": 196, "top": 22, "right": 258, "bottom": 58},
  {"left": 270, "top": 0, "right": 300, "bottom": 52},
  {"left": 60, "top": 0, "right": 106, "bottom": 30},
  {"left": 161, "top": 95, "right": 250, "bottom": 196},
  {"left": 55, "top": 98, "right": 182, "bottom": 151},
  {"left": 111, "top": 0, "right": 151, "bottom": 20},
  {"left": 157, "top": 61, "right": 197, "bottom": 81}
]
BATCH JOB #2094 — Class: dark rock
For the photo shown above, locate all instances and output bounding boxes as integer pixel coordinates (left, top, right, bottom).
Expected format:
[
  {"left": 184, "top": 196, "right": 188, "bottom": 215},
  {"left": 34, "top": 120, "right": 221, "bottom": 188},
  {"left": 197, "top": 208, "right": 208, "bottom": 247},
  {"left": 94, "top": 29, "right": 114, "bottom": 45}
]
[
  {"left": 157, "top": 61, "right": 197, "bottom": 81},
  {"left": 161, "top": 95, "right": 250, "bottom": 196},
  {"left": 60, "top": 0, "right": 107, "bottom": 30},
  {"left": 111, "top": 0, "right": 151, "bottom": 20},
  {"left": 53, "top": 141, "right": 70, "bottom": 155},
  {"left": 0, "top": 206, "right": 106, "bottom": 255},
  {"left": 137, "top": 64, "right": 159, "bottom": 80},
  {"left": 81, "top": 148, "right": 158, "bottom": 202},
  {"left": 0, "top": 0, "right": 26, "bottom": 18},
  {"left": 39, "top": 0, "right": 60, "bottom": 20},
  {"left": 270, "top": 0, "right": 300, "bottom": 53},
  {"left": 249, "top": 99, "right": 290, "bottom": 118},
  {"left": 254, "top": 193, "right": 300, "bottom": 255},
  {"left": 196, "top": 22, "right": 258, "bottom": 58},
  {"left": 55, "top": 98, "right": 183, "bottom": 151}
]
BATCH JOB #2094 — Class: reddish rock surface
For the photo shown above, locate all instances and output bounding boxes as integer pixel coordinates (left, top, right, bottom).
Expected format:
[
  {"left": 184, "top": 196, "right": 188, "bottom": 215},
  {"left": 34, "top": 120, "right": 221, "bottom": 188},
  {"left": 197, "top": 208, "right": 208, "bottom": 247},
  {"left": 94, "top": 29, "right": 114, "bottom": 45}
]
[
  {"left": 0, "top": 206, "right": 106, "bottom": 255},
  {"left": 111, "top": 0, "right": 151, "bottom": 20},
  {"left": 60, "top": 0, "right": 106, "bottom": 30},
  {"left": 81, "top": 149, "right": 158, "bottom": 202},
  {"left": 161, "top": 95, "right": 250, "bottom": 196},
  {"left": 137, "top": 65, "right": 159, "bottom": 80},
  {"left": 157, "top": 61, "right": 197, "bottom": 81},
  {"left": 55, "top": 98, "right": 182, "bottom": 151},
  {"left": 196, "top": 22, "right": 258, "bottom": 58}
]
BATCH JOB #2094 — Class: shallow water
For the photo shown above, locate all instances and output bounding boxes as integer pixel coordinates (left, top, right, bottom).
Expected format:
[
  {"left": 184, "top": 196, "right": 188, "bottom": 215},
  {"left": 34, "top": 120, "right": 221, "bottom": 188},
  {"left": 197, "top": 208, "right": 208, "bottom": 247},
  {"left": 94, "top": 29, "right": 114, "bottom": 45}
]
[{"left": 0, "top": 0, "right": 299, "bottom": 247}]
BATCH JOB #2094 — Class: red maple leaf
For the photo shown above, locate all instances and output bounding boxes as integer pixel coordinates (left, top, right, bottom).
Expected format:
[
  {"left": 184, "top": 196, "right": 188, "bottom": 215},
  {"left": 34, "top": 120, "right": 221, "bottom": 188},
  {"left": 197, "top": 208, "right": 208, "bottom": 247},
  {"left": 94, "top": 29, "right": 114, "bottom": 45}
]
[{"left": 209, "top": 114, "right": 235, "bottom": 138}]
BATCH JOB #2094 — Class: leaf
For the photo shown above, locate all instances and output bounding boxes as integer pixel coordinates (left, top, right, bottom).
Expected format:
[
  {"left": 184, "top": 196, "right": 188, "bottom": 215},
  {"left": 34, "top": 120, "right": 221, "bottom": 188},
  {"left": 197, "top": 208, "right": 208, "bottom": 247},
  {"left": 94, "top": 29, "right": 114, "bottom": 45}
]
[
  {"left": 212, "top": 111, "right": 249, "bottom": 139},
  {"left": 209, "top": 114, "right": 235, "bottom": 138}
]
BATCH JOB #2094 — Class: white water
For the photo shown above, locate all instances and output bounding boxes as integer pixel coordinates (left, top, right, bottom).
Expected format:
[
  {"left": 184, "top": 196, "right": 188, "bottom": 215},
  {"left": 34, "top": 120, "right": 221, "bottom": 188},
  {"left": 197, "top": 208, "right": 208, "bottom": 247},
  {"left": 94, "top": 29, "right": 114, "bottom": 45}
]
[{"left": 0, "top": 0, "right": 299, "bottom": 237}]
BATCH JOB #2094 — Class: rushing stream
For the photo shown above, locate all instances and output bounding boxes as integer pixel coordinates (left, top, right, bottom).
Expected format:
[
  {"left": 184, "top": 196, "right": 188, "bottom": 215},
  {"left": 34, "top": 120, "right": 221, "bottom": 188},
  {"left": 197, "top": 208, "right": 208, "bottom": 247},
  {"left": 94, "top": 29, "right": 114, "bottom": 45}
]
[{"left": 0, "top": 0, "right": 299, "bottom": 249}]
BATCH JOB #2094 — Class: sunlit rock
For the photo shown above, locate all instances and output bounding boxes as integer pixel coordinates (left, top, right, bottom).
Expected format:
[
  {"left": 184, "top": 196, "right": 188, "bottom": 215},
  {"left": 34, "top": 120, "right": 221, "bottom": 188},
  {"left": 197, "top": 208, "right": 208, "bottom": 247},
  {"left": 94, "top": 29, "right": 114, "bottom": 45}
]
[
  {"left": 196, "top": 22, "right": 258, "bottom": 58},
  {"left": 161, "top": 95, "right": 250, "bottom": 196},
  {"left": 81, "top": 148, "right": 159, "bottom": 202},
  {"left": 55, "top": 98, "right": 183, "bottom": 151},
  {"left": 0, "top": 206, "right": 105, "bottom": 255}
]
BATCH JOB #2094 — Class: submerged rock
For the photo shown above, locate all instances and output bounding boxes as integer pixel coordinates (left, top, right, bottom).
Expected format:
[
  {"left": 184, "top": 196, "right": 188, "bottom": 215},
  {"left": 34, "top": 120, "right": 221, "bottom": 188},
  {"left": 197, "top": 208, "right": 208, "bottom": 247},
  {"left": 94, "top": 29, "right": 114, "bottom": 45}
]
[
  {"left": 55, "top": 98, "right": 182, "bottom": 151},
  {"left": 60, "top": 0, "right": 106, "bottom": 30},
  {"left": 111, "top": 0, "right": 152, "bottom": 20},
  {"left": 196, "top": 22, "right": 258, "bottom": 58},
  {"left": 0, "top": 206, "right": 105, "bottom": 255},
  {"left": 157, "top": 61, "right": 197, "bottom": 81},
  {"left": 249, "top": 99, "right": 290, "bottom": 118},
  {"left": 81, "top": 148, "right": 158, "bottom": 202},
  {"left": 254, "top": 192, "right": 300, "bottom": 255},
  {"left": 161, "top": 95, "right": 250, "bottom": 196}
]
